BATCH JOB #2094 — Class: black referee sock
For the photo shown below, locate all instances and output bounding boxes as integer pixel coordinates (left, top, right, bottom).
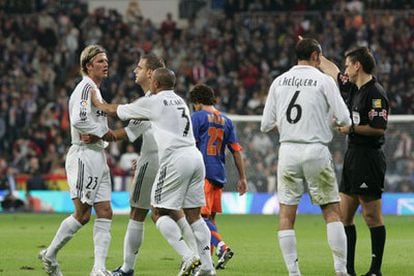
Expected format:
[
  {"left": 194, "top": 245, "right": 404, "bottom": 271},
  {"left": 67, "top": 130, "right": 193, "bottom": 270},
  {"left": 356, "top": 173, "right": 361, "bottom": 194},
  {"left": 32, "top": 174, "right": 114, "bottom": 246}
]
[
  {"left": 344, "top": 225, "right": 357, "bottom": 275},
  {"left": 368, "top": 225, "right": 386, "bottom": 273}
]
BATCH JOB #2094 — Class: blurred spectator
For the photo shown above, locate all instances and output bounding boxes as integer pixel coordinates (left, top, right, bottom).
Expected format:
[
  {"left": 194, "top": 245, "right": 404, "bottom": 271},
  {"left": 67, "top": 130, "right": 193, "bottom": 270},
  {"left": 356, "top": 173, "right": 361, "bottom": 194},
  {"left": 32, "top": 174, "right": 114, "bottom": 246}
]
[
  {"left": 160, "top": 12, "right": 176, "bottom": 35},
  {"left": 393, "top": 131, "right": 412, "bottom": 173},
  {"left": 26, "top": 156, "right": 46, "bottom": 191},
  {"left": 1, "top": 193, "right": 25, "bottom": 212},
  {"left": 119, "top": 144, "right": 139, "bottom": 174},
  {"left": 125, "top": 1, "right": 142, "bottom": 25}
]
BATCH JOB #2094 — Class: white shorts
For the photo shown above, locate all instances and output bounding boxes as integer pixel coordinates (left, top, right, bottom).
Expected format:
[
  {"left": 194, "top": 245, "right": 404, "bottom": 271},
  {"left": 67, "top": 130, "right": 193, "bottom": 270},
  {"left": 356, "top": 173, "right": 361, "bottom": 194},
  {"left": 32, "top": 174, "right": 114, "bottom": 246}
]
[
  {"left": 66, "top": 145, "right": 112, "bottom": 205},
  {"left": 129, "top": 152, "right": 158, "bottom": 209},
  {"left": 277, "top": 143, "right": 340, "bottom": 205},
  {"left": 151, "top": 148, "right": 205, "bottom": 210}
]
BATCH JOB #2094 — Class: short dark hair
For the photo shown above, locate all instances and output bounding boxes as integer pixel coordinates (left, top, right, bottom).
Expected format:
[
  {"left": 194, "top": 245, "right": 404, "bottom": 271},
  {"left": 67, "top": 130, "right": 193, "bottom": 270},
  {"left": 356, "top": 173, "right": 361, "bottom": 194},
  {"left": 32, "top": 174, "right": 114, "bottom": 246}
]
[
  {"left": 189, "top": 84, "right": 216, "bottom": 105},
  {"left": 153, "top": 68, "right": 175, "bottom": 88},
  {"left": 295, "top": 38, "right": 322, "bottom": 61},
  {"left": 141, "top": 53, "right": 165, "bottom": 70},
  {"left": 345, "top": 47, "right": 376, "bottom": 74}
]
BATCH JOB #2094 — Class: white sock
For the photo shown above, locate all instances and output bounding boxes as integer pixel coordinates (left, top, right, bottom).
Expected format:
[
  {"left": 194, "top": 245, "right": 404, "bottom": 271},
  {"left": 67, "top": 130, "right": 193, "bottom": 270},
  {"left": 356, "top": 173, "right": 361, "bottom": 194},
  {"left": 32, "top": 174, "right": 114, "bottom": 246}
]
[
  {"left": 46, "top": 215, "right": 82, "bottom": 260},
  {"left": 191, "top": 218, "right": 214, "bottom": 271},
  {"left": 326, "top": 221, "right": 347, "bottom": 273},
  {"left": 93, "top": 218, "right": 112, "bottom": 270},
  {"left": 278, "top": 230, "right": 301, "bottom": 276},
  {"left": 121, "top": 220, "right": 144, "bottom": 272},
  {"left": 156, "top": 216, "right": 193, "bottom": 259},
  {"left": 177, "top": 217, "right": 198, "bottom": 254}
]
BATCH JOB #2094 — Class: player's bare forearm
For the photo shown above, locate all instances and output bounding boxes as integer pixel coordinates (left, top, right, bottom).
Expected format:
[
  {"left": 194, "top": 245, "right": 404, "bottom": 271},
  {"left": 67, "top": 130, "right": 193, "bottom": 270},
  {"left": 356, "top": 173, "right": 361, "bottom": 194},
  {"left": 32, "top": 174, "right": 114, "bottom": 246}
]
[
  {"left": 102, "top": 129, "right": 116, "bottom": 141},
  {"left": 98, "top": 102, "right": 118, "bottom": 116},
  {"left": 233, "top": 151, "right": 248, "bottom": 195},
  {"left": 337, "top": 124, "right": 385, "bottom": 136},
  {"left": 79, "top": 133, "right": 101, "bottom": 144},
  {"left": 237, "top": 179, "right": 248, "bottom": 196},
  {"left": 90, "top": 89, "right": 118, "bottom": 116},
  {"left": 319, "top": 56, "right": 340, "bottom": 81},
  {"left": 80, "top": 128, "right": 119, "bottom": 143},
  {"left": 107, "top": 128, "right": 127, "bottom": 141}
]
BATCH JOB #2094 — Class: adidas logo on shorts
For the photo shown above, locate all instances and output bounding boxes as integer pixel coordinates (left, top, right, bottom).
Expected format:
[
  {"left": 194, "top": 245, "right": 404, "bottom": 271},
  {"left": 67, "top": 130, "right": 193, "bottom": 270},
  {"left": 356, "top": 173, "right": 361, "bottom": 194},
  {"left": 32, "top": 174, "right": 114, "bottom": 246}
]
[{"left": 360, "top": 182, "right": 368, "bottom": 188}]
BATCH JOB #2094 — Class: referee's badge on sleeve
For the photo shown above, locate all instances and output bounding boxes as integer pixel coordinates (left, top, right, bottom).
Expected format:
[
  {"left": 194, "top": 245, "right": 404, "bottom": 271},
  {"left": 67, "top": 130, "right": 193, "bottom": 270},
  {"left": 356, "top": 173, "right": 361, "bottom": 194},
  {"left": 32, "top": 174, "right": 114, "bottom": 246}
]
[
  {"left": 352, "top": 111, "right": 360, "bottom": 124},
  {"left": 372, "top": 99, "right": 382, "bottom": 108}
]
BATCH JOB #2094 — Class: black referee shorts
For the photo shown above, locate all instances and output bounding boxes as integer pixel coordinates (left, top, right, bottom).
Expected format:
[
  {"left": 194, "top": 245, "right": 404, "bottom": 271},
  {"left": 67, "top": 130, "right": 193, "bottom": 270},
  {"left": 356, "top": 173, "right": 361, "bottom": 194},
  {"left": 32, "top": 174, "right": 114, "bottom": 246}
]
[{"left": 340, "top": 146, "right": 386, "bottom": 199}]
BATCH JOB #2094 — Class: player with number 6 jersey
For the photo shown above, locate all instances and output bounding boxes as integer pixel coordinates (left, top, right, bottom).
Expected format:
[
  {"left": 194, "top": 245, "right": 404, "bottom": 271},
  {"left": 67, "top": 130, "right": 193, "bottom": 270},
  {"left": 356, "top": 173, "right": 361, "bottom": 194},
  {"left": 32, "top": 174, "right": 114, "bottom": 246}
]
[
  {"left": 261, "top": 38, "right": 351, "bottom": 276},
  {"left": 261, "top": 62, "right": 350, "bottom": 144}
]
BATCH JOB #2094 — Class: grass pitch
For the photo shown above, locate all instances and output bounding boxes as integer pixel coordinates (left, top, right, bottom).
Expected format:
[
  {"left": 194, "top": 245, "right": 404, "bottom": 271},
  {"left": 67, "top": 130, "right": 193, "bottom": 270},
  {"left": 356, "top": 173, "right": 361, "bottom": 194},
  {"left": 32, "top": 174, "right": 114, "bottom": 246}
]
[{"left": 0, "top": 213, "right": 413, "bottom": 275}]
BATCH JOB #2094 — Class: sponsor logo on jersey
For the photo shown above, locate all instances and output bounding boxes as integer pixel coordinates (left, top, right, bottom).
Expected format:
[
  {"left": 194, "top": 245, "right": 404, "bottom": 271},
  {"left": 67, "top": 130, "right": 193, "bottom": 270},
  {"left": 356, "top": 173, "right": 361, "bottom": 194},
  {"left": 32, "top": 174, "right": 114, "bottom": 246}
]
[
  {"left": 368, "top": 109, "right": 377, "bottom": 120},
  {"left": 368, "top": 109, "right": 387, "bottom": 121},
  {"left": 379, "top": 109, "right": 388, "bottom": 120},
  {"left": 372, "top": 99, "right": 382, "bottom": 108},
  {"left": 96, "top": 110, "right": 107, "bottom": 117}
]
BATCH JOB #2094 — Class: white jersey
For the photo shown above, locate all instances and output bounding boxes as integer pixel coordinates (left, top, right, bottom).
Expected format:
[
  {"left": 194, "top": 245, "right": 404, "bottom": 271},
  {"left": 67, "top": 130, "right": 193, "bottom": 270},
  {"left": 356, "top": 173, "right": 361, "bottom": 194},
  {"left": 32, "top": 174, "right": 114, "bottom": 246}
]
[
  {"left": 117, "top": 90, "right": 196, "bottom": 160},
  {"left": 261, "top": 65, "right": 351, "bottom": 144},
  {"left": 124, "top": 92, "right": 157, "bottom": 155},
  {"left": 69, "top": 76, "right": 109, "bottom": 150},
  {"left": 125, "top": 120, "right": 157, "bottom": 154}
]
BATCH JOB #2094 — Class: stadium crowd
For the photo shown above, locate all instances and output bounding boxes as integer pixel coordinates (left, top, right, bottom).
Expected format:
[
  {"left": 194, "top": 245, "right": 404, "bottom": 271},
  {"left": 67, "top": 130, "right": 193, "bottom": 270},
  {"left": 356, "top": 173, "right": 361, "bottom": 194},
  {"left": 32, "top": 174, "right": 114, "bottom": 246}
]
[{"left": 0, "top": 0, "right": 413, "bottom": 195}]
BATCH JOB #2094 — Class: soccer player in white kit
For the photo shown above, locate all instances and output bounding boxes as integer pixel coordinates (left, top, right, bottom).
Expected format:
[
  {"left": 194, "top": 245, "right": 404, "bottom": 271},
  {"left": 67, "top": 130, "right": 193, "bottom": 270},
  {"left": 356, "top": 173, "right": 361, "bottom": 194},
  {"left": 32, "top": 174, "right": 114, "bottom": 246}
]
[
  {"left": 81, "top": 54, "right": 198, "bottom": 276},
  {"left": 91, "top": 68, "right": 215, "bottom": 276},
  {"left": 261, "top": 38, "right": 351, "bottom": 276},
  {"left": 38, "top": 45, "right": 114, "bottom": 276}
]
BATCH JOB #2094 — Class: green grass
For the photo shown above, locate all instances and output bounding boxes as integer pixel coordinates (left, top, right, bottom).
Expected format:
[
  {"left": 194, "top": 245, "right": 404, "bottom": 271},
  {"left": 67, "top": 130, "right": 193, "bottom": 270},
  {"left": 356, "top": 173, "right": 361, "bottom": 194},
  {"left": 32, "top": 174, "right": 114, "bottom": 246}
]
[{"left": 0, "top": 214, "right": 413, "bottom": 275}]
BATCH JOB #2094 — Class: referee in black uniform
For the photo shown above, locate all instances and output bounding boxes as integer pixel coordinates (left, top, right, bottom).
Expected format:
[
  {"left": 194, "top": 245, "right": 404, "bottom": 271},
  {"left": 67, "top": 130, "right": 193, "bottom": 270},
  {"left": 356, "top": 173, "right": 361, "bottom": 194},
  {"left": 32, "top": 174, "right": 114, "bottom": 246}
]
[{"left": 319, "top": 47, "right": 389, "bottom": 276}]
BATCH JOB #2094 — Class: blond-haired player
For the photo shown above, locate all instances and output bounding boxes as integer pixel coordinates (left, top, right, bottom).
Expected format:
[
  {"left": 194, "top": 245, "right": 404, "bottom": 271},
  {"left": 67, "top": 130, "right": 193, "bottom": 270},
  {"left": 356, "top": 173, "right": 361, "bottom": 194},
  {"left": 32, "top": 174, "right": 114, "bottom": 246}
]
[{"left": 38, "top": 45, "right": 115, "bottom": 276}]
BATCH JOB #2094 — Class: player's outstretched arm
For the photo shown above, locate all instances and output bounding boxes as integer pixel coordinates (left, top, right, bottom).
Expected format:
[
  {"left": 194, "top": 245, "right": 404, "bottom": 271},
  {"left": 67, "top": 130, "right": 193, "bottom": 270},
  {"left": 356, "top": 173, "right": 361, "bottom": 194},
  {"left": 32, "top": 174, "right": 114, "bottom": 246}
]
[{"left": 90, "top": 89, "right": 119, "bottom": 116}]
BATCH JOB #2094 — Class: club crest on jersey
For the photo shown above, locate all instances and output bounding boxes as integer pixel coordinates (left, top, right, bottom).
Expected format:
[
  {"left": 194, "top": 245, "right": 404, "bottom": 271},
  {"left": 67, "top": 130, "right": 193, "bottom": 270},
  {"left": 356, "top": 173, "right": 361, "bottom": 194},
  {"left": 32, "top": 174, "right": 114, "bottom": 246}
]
[
  {"left": 372, "top": 99, "right": 382, "bottom": 108},
  {"left": 80, "top": 100, "right": 88, "bottom": 107}
]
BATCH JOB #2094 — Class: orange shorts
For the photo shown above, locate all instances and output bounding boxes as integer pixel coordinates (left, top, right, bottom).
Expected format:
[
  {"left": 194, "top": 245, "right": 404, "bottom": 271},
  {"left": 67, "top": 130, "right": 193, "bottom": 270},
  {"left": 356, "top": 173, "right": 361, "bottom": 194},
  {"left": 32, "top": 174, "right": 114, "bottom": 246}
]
[{"left": 201, "top": 179, "right": 223, "bottom": 216}]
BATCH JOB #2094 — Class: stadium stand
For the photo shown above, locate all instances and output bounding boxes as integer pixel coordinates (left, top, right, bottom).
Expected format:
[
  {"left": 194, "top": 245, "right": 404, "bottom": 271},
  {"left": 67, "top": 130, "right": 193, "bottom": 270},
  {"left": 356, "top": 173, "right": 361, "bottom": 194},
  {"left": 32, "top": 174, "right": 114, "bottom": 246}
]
[{"left": 0, "top": 0, "right": 413, "bottom": 194}]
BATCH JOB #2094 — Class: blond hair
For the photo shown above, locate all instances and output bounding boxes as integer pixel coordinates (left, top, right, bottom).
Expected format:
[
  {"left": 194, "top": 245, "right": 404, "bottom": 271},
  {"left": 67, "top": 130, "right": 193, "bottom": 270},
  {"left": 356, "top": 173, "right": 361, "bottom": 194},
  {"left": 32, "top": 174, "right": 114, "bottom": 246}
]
[{"left": 80, "top": 45, "right": 106, "bottom": 76}]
